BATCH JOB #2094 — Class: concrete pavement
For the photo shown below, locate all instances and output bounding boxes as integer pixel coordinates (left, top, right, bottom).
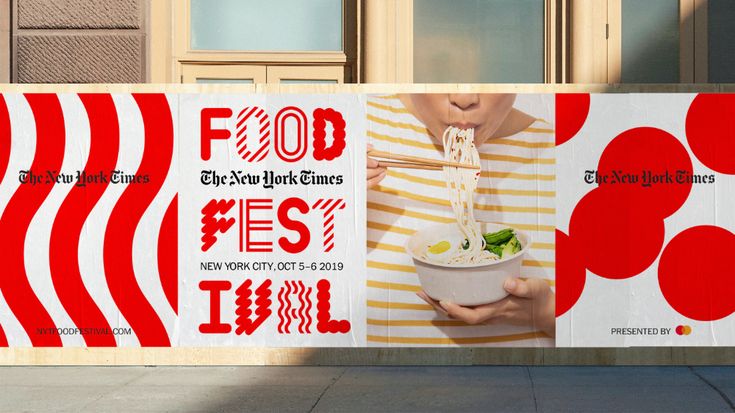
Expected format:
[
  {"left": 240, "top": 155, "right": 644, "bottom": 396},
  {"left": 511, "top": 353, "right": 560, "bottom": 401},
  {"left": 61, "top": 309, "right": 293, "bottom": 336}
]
[{"left": 0, "top": 366, "right": 734, "bottom": 412}]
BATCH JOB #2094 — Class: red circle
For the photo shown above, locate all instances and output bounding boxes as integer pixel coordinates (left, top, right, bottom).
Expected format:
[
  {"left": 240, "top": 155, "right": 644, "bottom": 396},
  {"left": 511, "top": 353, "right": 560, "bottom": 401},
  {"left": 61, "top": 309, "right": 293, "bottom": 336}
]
[
  {"left": 597, "top": 127, "right": 693, "bottom": 219},
  {"left": 317, "top": 302, "right": 330, "bottom": 313},
  {"left": 675, "top": 325, "right": 684, "bottom": 335},
  {"left": 337, "top": 320, "right": 351, "bottom": 333},
  {"left": 569, "top": 189, "right": 665, "bottom": 279},
  {"left": 685, "top": 94, "right": 735, "bottom": 175},
  {"left": 659, "top": 226, "right": 735, "bottom": 321},
  {"left": 555, "top": 230, "right": 586, "bottom": 316},
  {"left": 317, "top": 279, "right": 330, "bottom": 290},
  {"left": 556, "top": 94, "right": 590, "bottom": 146}
]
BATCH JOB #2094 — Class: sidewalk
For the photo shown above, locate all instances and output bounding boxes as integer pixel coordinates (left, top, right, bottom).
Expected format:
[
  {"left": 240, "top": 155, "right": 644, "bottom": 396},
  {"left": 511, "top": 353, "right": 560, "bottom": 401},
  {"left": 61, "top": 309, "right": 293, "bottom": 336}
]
[{"left": 0, "top": 366, "right": 733, "bottom": 412}]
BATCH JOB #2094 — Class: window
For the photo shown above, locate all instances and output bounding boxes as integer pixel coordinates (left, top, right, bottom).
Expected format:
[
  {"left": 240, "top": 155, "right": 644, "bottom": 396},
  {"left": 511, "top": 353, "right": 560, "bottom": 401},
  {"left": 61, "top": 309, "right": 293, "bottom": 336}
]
[
  {"left": 570, "top": 0, "right": 735, "bottom": 84},
  {"left": 152, "top": 0, "right": 356, "bottom": 83},
  {"left": 413, "top": 0, "right": 546, "bottom": 83},
  {"left": 707, "top": 0, "right": 735, "bottom": 82},
  {"left": 362, "top": 0, "right": 557, "bottom": 83},
  {"left": 620, "top": 0, "right": 680, "bottom": 83},
  {"left": 189, "top": 0, "right": 343, "bottom": 52}
]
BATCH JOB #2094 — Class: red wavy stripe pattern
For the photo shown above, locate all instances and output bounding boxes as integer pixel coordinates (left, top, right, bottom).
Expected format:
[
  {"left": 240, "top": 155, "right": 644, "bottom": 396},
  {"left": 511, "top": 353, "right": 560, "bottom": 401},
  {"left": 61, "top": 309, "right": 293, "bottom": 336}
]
[
  {"left": 49, "top": 94, "right": 119, "bottom": 347},
  {"left": 277, "top": 285, "right": 285, "bottom": 333},
  {"left": 103, "top": 94, "right": 173, "bottom": 346},
  {"left": 297, "top": 280, "right": 306, "bottom": 334},
  {"left": 304, "top": 286, "right": 312, "bottom": 333},
  {"left": 158, "top": 194, "right": 178, "bottom": 314},
  {"left": 0, "top": 95, "right": 10, "bottom": 184},
  {"left": 283, "top": 281, "right": 292, "bottom": 333},
  {"left": 0, "top": 94, "right": 65, "bottom": 347}
]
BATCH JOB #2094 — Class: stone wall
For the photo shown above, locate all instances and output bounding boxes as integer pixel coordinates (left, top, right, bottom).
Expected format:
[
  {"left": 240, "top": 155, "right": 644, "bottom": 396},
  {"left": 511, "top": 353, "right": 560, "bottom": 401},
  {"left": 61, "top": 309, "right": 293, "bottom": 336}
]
[
  {"left": 1, "top": 0, "right": 9, "bottom": 82},
  {"left": 12, "top": 0, "right": 146, "bottom": 83}
]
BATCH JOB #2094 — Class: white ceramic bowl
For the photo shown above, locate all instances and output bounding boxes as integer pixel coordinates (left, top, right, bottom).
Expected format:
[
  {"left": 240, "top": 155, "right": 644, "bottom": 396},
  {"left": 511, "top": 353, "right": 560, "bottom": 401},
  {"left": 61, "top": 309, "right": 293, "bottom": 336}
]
[{"left": 405, "top": 222, "right": 532, "bottom": 306}]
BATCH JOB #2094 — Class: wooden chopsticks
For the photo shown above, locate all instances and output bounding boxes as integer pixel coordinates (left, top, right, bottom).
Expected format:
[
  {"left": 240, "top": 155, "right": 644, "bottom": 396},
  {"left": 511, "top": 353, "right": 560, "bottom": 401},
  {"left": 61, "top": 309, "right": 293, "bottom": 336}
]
[
  {"left": 368, "top": 149, "right": 480, "bottom": 171},
  {"left": 375, "top": 160, "right": 442, "bottom": 171}
]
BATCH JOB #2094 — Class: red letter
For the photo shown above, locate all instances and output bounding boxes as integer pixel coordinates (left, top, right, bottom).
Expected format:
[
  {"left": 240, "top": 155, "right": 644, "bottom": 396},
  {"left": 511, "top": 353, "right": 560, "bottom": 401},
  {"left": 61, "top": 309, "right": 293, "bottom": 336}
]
[
  {"left": 316, "top": 280, "right": 350, "bottom": 334},
  {"left": 274, "top": 107, "right": 308, "bottom": 162},
  {"left": 199, "top": 280, "right": 232, "bottom": 334},
  {"left": 235, "top": 279, "right": 272, "bottom": 335},
  {"left": 236, "top": 107, "right": 271, "bottom": 162},
  {"left": 243, "top": 199, "right": 273, "bottom": 252},
  {"left": 313, "top": 108, "right": 346, "bottom": 161},
  {"left": 278, "top": 197, "right": 310, "bottom": 253},
  {"left": 201, "top": 199, "right": 236, "bottom": 252},
  {"left": 312, "top": 199, "right": 346, "bottom": 252},
  {"left": 201, "top": 108, "right": 232, "bottom": 161}
]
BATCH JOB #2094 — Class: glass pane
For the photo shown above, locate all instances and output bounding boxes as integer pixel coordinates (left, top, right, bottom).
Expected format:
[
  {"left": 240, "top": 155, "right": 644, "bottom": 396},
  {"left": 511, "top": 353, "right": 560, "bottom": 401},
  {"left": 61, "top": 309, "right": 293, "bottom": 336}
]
[
  {"left": 708, "top": 0, "right": 735, "bottom": 82},
  {"left": 190, "top": 0, "right": 342, "bottom": 51},
  {"left": 621, "top": 0, "right": 679, "bottom": 83},
  {"left": 280, "top": 79, "right": 338, "bottom": 84},
  {"left": 413, "top": 0, "right": 544, "bottom": 83},
  {"left": 196, "top": 78, "right": 255, "bottom": 84}
]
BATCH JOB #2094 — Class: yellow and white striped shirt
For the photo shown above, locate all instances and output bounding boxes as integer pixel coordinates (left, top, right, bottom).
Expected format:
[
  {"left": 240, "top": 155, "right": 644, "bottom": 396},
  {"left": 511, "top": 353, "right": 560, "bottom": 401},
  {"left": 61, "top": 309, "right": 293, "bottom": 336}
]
[{"left": 366, "top": 95, "right": 555, "bottom": 347}]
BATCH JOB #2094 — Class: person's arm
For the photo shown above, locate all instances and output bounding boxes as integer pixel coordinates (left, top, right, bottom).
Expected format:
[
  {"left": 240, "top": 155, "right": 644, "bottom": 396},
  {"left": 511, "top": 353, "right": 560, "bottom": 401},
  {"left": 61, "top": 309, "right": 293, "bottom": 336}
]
[{"left": 417, "top": 277, "right": 556, "bottom": 338}]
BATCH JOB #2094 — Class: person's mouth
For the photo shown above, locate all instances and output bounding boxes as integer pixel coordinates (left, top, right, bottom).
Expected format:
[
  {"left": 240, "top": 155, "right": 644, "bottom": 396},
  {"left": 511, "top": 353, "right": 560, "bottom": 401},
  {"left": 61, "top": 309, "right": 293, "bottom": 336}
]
[{"left": 449, "top": 122, "right": 479, "bottom": 129}]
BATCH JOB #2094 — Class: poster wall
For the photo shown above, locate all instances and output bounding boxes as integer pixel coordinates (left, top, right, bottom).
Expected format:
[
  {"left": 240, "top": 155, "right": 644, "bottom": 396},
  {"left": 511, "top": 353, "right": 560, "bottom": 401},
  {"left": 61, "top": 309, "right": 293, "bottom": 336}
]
[{"left": 0, "top": 90, "right": 733, "bottom": 349}]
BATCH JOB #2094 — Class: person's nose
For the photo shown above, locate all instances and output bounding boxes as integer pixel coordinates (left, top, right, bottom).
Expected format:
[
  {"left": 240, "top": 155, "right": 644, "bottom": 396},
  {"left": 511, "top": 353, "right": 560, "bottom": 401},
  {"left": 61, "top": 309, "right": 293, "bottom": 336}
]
[{"left": 448, "top": 94, "right": 479, "bottom": 110}]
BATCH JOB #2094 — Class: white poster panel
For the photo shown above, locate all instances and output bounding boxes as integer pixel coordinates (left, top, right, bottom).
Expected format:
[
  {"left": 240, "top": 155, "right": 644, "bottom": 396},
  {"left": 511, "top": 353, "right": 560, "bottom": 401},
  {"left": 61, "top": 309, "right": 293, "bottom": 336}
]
[
  {"left": 178, "top": 94, "right": 367, "bottom": 347},
  {"left": 556, "top": 94, "right": 735, "bottom": 347}
]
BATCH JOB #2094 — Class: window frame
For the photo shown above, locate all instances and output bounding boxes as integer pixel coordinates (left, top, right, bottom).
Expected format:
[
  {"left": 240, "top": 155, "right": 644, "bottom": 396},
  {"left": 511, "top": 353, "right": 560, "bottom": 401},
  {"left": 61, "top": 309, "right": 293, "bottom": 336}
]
[
  {"left": 607, "top": 0, "right": 695, "bottom": 83},
  {"left": 150, "top": 0, "right": 357, "bottom": 83},
  {"left": 181, "top": 64, "right": 266, "bottom": 84},
  {"left": 266, "top": 66, "right": 345, "bottom": 83},
  {"left": 570, "top": 0, "right": 707, "bottom": 83},
  {"left": 363, "top": 0, "right": 558, "bottom": 83}
]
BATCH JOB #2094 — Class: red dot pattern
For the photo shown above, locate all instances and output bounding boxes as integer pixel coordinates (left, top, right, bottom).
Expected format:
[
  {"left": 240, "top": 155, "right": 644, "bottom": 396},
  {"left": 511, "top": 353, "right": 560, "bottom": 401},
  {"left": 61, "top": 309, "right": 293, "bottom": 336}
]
[
  {"left": 597, "top": 127, "right": 693, "bottom": 219},
  {"left": 555, "top": 93, "right": 590, "bottom": 146},
  {"left": 567, "top": 127, "right": 690, "bottom": 280},
  {"left": 555, "top": 230, "right": 586, "bottom": 316},
  {"left": 659, "top": 226, "right": 735, "bottom": 321},
  {"left": 685, "top": 94, "right": 735, "bottom": 175},
  {"left": 559, "top": 94, "right": 735, "bottom": 324},
  {"left": 316, "top": 279, "right": 351, "bottom": 334}
]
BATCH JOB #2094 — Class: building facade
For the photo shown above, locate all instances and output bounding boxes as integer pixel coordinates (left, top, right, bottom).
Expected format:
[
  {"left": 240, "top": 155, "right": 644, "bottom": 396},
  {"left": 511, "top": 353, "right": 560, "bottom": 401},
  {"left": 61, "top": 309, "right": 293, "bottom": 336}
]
[
  {"left": 2, "top": 1, "right": 735, "bottom": 366},
  {"left": 2, "top": 0, "right": 734, "bottom": 84}
]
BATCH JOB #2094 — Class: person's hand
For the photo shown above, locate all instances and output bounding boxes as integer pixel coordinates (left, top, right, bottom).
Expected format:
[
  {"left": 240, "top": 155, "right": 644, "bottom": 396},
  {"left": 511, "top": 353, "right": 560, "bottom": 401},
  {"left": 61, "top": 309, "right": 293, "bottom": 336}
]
[
  {"left": 416, "top": 277, "right": 556, "bottom": 338},
  {"left": 367, "top": 144, "right": 386, "bottom": 189}
]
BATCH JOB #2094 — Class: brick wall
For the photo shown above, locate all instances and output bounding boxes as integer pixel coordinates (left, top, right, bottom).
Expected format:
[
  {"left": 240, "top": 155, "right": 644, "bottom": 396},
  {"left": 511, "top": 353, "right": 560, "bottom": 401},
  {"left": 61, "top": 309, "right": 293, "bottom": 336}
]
[{"left": 12, "top": 0, "right": 146, "bottom": 83}]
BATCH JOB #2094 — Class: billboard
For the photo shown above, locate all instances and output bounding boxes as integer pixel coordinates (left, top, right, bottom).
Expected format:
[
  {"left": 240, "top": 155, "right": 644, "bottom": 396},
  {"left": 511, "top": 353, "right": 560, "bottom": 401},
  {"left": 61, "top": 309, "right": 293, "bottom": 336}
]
[{"left": 0, "top": 90, "right": 732, "bottom": 349}]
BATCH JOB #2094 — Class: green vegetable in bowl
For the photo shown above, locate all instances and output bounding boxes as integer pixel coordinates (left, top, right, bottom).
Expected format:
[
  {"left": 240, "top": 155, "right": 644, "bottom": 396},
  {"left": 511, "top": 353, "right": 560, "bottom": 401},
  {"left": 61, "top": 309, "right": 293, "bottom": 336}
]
[
  {"left": 487, "top": 244, "right": 504, "bottom": 257},
  {"left": 500, "top": 236, "right": 521, "bottom": 257},
  {"left": 483, "top": 228, "right": 514, "bottom": 245},
  {"left": 460, "top": 228, "right": 523, "bottom": 258}
]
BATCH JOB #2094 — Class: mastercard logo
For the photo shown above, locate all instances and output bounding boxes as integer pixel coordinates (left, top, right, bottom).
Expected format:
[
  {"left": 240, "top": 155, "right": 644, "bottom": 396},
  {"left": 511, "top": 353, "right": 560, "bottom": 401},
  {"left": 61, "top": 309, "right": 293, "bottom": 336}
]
[{"left": 675, "top": 325, "right": 692, "bottom": 336}]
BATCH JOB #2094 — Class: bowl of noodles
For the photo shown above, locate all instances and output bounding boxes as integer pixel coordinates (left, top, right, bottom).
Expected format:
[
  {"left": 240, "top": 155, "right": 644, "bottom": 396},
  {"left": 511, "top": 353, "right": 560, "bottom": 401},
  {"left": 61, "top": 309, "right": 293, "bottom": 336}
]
[
  {"left": 402, "top": 126, "right": 531, "bottom": 305},
  {"left": 405, "top": 222, "right": 531, "bottom": 306}
]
